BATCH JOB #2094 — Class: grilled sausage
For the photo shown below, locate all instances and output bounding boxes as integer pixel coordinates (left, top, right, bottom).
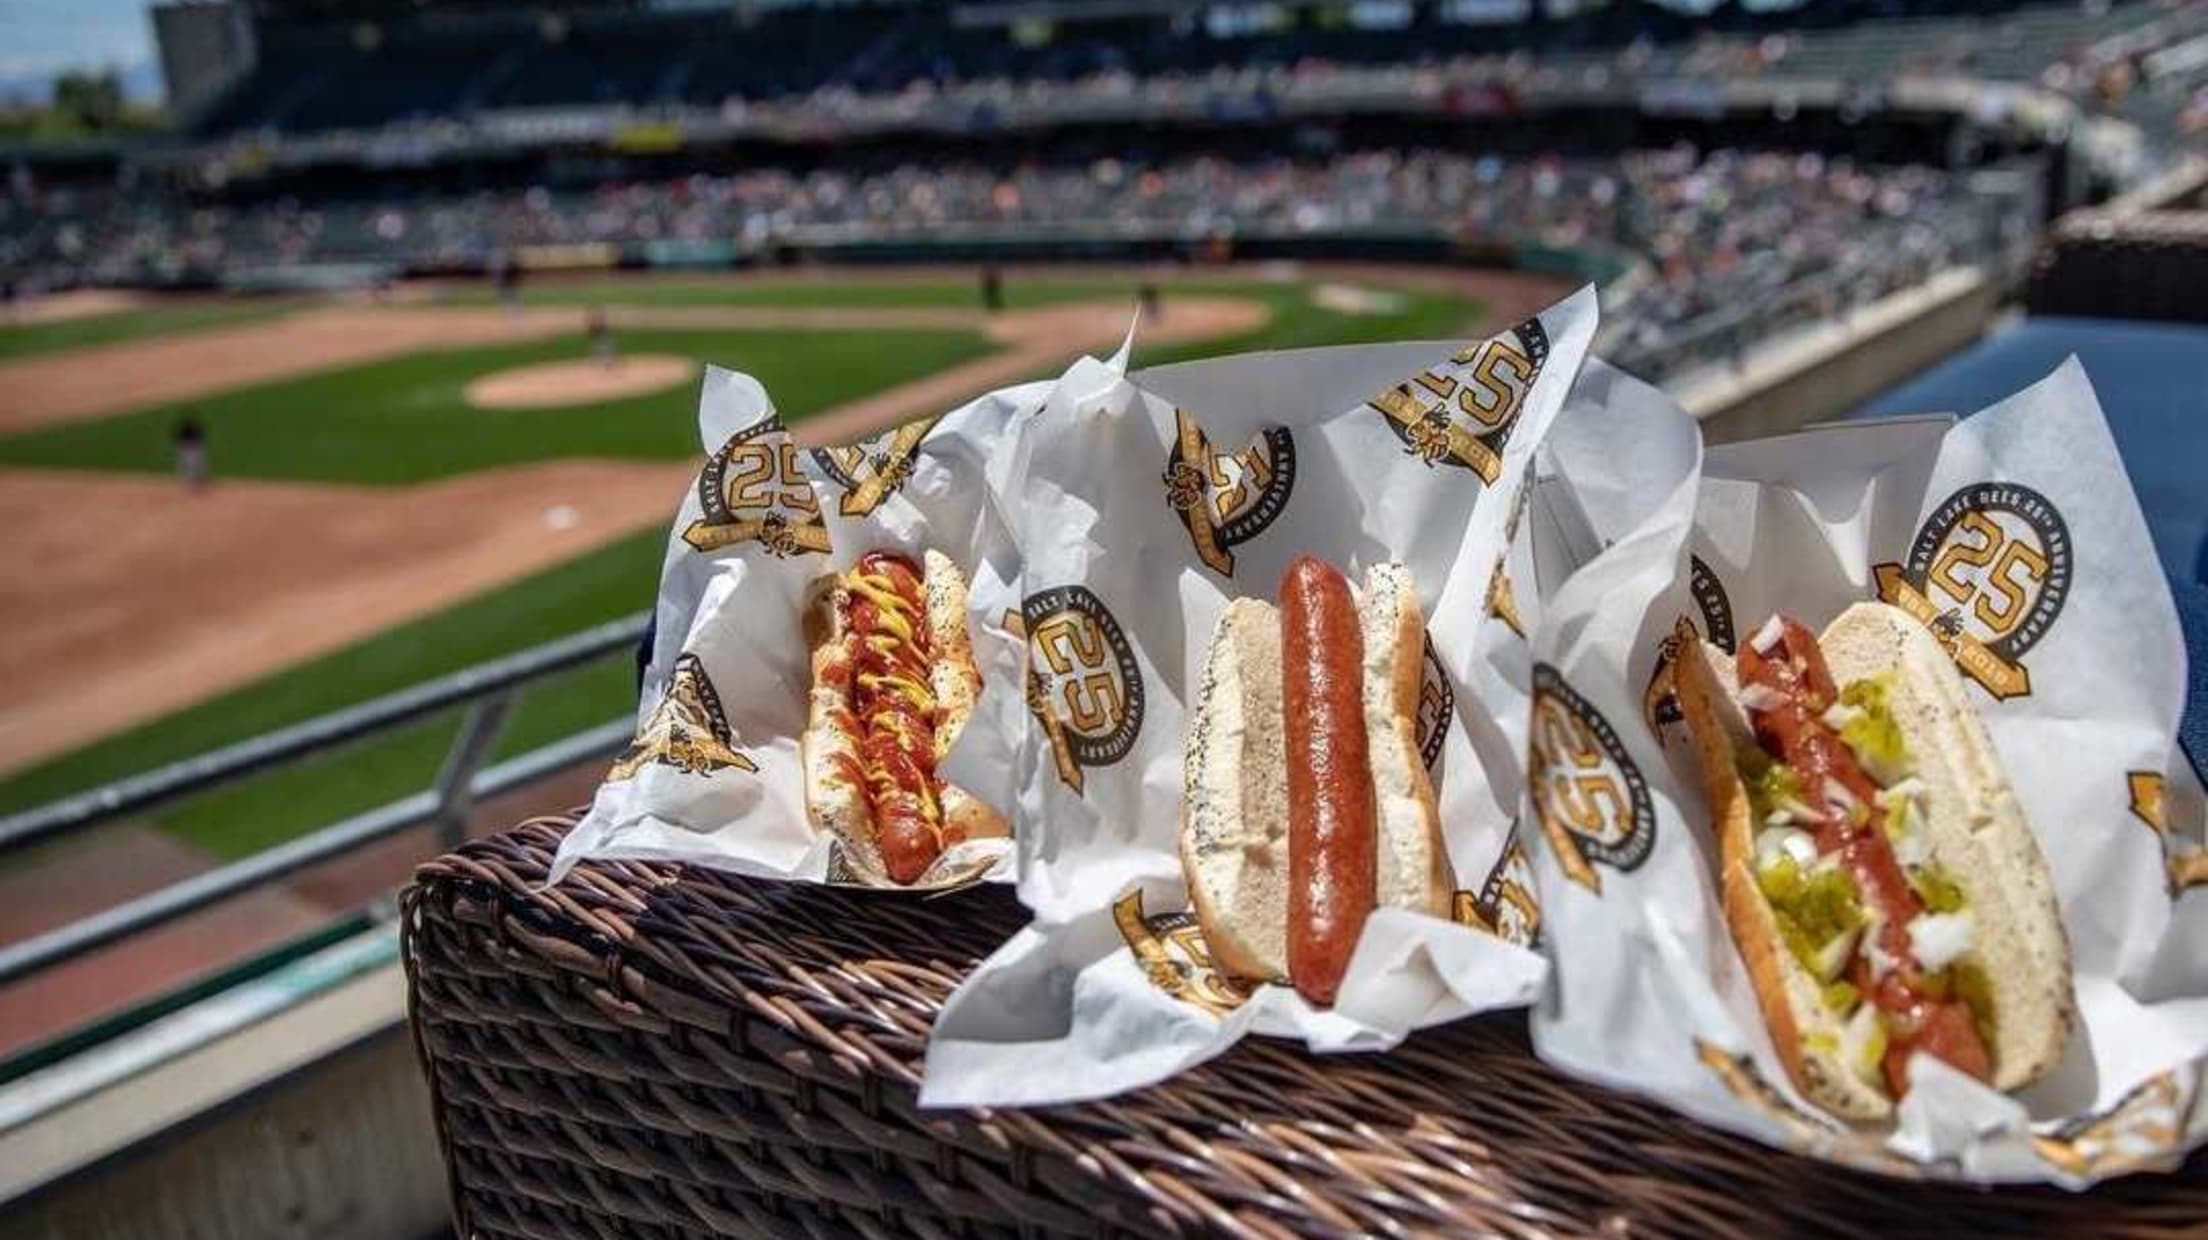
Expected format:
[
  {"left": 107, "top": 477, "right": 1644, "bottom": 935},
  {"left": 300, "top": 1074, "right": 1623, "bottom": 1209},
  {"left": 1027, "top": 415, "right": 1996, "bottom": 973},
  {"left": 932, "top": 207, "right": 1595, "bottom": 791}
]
[{"left": 1281, "top": 555, "right": 1378, "bottom": 1006}]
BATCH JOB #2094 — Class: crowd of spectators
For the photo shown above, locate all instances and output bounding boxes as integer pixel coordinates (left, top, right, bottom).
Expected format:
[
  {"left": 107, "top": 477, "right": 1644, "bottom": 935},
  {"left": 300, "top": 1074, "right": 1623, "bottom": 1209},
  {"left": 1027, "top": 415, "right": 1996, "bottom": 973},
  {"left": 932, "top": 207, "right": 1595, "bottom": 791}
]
[
  {"left": 173, "top": 0, "right": 2206, "bottom": 157},
  {"left": 4, "top": 145, "right": 2012, "bottom": 375},
  {"left": 726, "top": 9, "right": 2205, "bottom": 141}
]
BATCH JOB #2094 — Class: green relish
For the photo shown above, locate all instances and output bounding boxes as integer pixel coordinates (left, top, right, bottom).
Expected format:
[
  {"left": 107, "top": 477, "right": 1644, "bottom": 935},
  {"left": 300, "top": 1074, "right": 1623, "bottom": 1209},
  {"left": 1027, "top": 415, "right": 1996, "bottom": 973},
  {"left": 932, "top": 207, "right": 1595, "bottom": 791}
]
[
  {"left": 1911, "top": 865, "right": 1967, "bottom": 915},
  {"left": 1757, "top": 856, "right": 1864, "bottom": 979},
  {"left": 1881, "top": 791, "right": 1916, "bottom": 843},
  {"left": 1837, "top": 675, "right": 1911, "bottom": 786},
  {"left": 1737, "top": 747, "right": 1807, "bottom": 824}
]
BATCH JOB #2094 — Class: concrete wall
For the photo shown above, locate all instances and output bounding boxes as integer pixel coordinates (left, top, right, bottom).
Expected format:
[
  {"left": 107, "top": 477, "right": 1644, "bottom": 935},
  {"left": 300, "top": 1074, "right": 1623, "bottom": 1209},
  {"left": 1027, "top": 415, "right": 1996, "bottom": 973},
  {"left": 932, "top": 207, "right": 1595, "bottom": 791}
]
[
  {"left": 2, "top": 972, "right": 449, "bottom": 1240},
  {"left": 1673, "top": 268, "right": 2002, "bottom": 444}
]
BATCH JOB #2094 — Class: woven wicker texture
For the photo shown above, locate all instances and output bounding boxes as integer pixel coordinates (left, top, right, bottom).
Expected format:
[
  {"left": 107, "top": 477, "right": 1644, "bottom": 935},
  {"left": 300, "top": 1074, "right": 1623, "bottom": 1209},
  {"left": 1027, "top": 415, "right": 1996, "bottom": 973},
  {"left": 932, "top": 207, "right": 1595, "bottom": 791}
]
[{"left": 403, "top": 815, "right": 2208, "bottom": 1239}]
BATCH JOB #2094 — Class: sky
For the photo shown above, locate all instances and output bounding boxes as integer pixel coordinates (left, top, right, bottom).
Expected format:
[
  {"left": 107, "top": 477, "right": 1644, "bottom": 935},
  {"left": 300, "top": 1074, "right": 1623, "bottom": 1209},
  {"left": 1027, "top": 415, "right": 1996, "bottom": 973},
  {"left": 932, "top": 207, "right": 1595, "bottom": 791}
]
[{"left": 1, "top": 0, "right": 163, "bottom": 103}]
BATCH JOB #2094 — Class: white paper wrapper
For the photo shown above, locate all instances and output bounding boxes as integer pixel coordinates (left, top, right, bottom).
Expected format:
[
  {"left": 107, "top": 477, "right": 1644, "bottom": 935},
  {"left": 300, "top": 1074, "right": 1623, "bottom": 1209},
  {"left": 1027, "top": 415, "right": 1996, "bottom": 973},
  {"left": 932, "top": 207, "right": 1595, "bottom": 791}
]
[
  {"left": 549, "top": 363, "right": 1060, "bottom": 890},
  {"left": 922, "top": 287, "right": 1597, "bottom": 1108},
  {"left": 1524, "top": 357, "right": 2208, "bottom": 1185}
]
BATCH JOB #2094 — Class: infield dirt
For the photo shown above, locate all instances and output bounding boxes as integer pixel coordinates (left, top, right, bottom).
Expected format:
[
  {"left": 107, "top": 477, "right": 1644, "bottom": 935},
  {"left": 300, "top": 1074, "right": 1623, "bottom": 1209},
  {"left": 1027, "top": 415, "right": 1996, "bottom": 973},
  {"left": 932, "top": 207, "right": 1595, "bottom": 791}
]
[{"left": 0, "top": 292, "right": 1271, "bottom": 774}]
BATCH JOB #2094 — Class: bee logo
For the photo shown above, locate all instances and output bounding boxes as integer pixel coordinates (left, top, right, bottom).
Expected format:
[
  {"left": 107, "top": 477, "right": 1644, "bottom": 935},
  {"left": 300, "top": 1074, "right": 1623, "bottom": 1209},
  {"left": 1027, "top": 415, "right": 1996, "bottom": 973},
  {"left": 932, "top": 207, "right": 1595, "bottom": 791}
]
[
  {"left": 609, "top": 654, "right": 757, "bottom": 782},
  {"left": 1416, "top": 635, "right": 1453, "bottom": 773},
  {"left": 1484, "top": 477, "right": 1536, "bottom": 639},
  {"left": 1645, "top": 556, "right": 1737, "bottom": 729},
  {"left": 1875, "top": 483, "right": 2071, "bottom": 700},
  {"left": 2127, "top": 770, "right": 2208, "bottom": 895},
  {"left": 1115, "top": 889, "right": 1252, "bottom": 1016},
  {"left": 810, "top": 415, "right": 935, "bottom": 517},
  {"left": 684, "top": 419, "right": 832, "bottom": 557},
  {"left": 2032, "top": 1066, "right": 2200, "bottom": 1177},
  {"left": 1531, "top": 663, "right": 1655, "bottom": 893},
  {"left": 1487, "top": 568, "right": 1526, "bottom": 637},
  {"left": 1454, "top": 827, "right": 1541, "bottom": 948},
  {"left": 1162, "top": 411, "right": 1296, "bottom": 577},
  {"left": 1369, "top": 318, "right": 1549, "bottom": 484},
  {"left": 1695, "top": 1040, "right": 1921, "bottom": 1175},
  {"left": 1022, "top": 585, "right": 1145, "bottom": 794}
]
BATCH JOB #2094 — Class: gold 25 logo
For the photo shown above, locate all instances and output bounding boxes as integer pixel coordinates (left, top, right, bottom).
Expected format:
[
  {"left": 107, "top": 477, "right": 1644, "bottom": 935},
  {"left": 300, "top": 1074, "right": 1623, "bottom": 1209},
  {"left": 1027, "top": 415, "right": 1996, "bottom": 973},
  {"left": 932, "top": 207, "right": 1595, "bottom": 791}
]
[
  {"left": 1163, "top": 410, "right": 1295, "bottom": 577},
  {"left": 1021, "top": 586, "right": 1145, "bottom": 794},
  {"left": 1530, "top": 663, "right": 1655, "bottom": 893},
  {"left": 683, "top": 419, "right": 832, "bottom": 557},
  {"left": 1876, "top": 483, "right": 2071, "bottom": 700},
  {"left": 1370, "top": 318, "right": 1549, "bottom": 483}
]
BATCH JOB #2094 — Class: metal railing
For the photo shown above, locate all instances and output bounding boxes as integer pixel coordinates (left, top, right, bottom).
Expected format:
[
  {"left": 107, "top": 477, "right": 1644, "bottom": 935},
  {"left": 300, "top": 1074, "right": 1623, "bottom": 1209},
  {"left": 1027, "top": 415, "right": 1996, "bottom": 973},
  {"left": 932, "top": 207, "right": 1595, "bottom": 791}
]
[{"left": 0, "top": 612, "right": 650, "bottom": 988}]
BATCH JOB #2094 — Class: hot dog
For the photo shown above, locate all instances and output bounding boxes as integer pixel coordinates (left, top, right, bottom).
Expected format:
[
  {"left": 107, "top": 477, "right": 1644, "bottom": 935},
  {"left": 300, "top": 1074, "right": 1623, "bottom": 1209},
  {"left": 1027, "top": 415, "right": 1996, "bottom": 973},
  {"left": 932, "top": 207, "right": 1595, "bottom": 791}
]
[
  {"left": 1181, "top": 557, "right": 1454, "bottom": 1007},
  {"left": 1283, "top": 556, "right": 1380, "bottom": 1006},
  {"left": 801, "top": 549, "right": 1007, "bottom": 885},
  {"left": 1672, "top": 601, "right": 2073, "bottom": 1121}
]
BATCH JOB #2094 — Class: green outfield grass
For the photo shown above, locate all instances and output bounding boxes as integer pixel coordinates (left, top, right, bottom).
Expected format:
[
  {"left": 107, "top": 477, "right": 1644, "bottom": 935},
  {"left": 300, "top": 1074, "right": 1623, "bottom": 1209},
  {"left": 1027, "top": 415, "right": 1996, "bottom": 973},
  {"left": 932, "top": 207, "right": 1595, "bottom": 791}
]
[
  {"left": 1135, "top": 283, "right": 1474, "bottom": 367},
  {"left": 472, "top": 274, "right": 1130, "bottom": 311},
  {"left": 450, "top": 272, "right": 1475, "bottom": 339},
  {"left": 0, "top": 301, "right": 296, "bottom": 362},
  {"left": 0, "top": 527, "right": 663, "bottom": 858},
  {"left": 0, "top": 325, "right": 995, "bottom": 484},
  {"left": 0, "top": 275, "right": 1484, "bottom": 860}
]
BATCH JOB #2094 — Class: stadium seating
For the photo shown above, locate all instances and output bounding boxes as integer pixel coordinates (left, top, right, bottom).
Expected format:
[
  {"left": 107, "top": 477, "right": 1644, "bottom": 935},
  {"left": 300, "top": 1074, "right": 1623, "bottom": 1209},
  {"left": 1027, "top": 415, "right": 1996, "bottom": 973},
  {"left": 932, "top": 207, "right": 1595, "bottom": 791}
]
[
  {"left": 181, "top": 1, "right": 2199, "bottom": 138},
  {"left": 7, "top": 0, "right": 2186, "bottom": 387}
]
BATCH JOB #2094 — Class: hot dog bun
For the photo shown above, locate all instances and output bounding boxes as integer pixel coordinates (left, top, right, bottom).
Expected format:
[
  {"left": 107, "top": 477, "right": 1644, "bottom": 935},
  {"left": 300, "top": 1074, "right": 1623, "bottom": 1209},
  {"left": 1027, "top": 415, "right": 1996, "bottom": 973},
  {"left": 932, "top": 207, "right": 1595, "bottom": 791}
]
[
  {"left": 1674, "top": 601, "right": 2072, "bottom": 1122},
  {"left": 1180, "top": 562, "right": 1453, "bottom": 1000},
  {"left": 799, "top": 550, "right": 1007, "bottom": 885},
  {"left": 1359, "top": 563, "right": 1451, "bottom": 921},
  {"left": 1818, "top": 603, "right": 2071, "bottom": 1089},
  {"left": 923, "top": 550, "right": 1009, "bottom": 845},
  {"left": 1675, "top": 635, "right": 1892, "bottom": 1122},
  {"left": 1182, "top": 598, "right": 1292, "bottom": 982},
  {"left": 802, "top": 572, "right": 880, "bottom": 875}
]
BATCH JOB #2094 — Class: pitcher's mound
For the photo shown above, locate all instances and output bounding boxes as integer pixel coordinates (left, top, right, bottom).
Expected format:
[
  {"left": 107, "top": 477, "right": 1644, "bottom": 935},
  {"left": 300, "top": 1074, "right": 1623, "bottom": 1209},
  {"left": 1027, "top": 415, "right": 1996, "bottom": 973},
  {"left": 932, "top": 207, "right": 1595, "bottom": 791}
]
[{"left": 465, "top": 354, "right": 697, "bottom": 410}]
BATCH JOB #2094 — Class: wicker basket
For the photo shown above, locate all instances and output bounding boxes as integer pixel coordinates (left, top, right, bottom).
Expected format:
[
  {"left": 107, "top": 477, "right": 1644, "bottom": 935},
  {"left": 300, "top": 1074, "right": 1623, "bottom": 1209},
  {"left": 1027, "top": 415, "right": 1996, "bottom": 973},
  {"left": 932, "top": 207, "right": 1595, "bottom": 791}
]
[{"left": 402, "top": 814, "right": 2208, "bottom": 1239}]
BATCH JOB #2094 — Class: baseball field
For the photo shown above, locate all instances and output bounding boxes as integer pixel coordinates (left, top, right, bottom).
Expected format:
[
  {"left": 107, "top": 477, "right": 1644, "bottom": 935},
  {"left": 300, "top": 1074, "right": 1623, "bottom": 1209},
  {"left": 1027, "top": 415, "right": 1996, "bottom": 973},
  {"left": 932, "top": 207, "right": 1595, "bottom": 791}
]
[{"left": 0, "top": 263, "right": 1564, "bottom": 868}]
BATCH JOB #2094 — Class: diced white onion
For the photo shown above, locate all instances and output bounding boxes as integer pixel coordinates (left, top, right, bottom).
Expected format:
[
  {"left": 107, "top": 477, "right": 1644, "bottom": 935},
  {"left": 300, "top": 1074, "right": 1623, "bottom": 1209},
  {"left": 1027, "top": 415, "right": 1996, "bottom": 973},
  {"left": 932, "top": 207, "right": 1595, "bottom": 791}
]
[
  {"left": 1756, "top": 827, "right": 1820, "bottom": 872},
  {"left": 1750, "top": 615, "right": 1786, "bottom": 655},
  {"left": 1739, "top": 683, "right": 1787, "bottom": 712},
  {"left": 1881, "top": 777, "right": 1927, "bottom": 803},
  {"left": 1841, "top": 1003, "right": 1886, "bottom": 1087},
  {"left": 1875, "top": 780, "right": 1930, "bottom": 866},
  {"left": 1820, "top": 701, "right": 1865, "bottom": 731},
  {"left": 1908, "top": 912, "right": 1975, "bottom": 973},
  {"left": 1890, "top": 821, "right": 1931, "bottom": 869},
  {"left": 1810, "top": 922, "right": 1862, "bottom": 983},
  {"left": 1823, "top": 777, "right": 1860, "bottom": 809},
  {"left": 1774, "top": 794, "right": 1820, "bottom": 823},
  {"left": 1861, "top": 910, "right": 1897, "bottom": 979}
]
